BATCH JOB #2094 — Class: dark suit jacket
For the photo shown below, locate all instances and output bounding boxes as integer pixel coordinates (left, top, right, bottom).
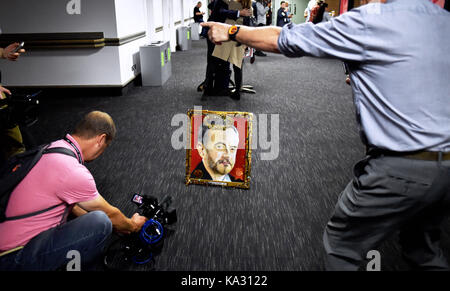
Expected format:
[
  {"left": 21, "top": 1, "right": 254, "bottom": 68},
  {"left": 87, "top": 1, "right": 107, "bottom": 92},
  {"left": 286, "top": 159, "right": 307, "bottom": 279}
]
[
  {"left": 190, "top": 161, "right": 243, "bottom": 182},
  {"left": 276, "top": 7, "right": 288, "bottom": 27},
  {"left": 208, "top": 0, "right": 239, "bottom": 23}
]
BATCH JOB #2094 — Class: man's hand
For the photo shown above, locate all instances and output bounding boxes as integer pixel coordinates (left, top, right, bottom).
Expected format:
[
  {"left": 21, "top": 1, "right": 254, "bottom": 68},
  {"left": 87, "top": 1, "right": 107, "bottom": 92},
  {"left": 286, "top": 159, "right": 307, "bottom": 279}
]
[
  {"left": 2, "top": 43, "right": 25, "bottom": 61},
  {"left": 201, "top": 22, "right": 232, "bottom": 45},
  {"left": 131, "top": 213, "right": 147, "bottom": 233},
  {"left": 0, "top": 85, "right": 11, "bottom": 98},
  {"left": 240, "top": 8, "right": 252, "bottom": 17},
  {"left": 202, "top": 21, "right": 282, "bottom": 53},
  {"left": 77, "top": 195, "right": 148, "bottom": 235},
  {"left": 115, "top": 213, "right": 147, "bottom": 235}
]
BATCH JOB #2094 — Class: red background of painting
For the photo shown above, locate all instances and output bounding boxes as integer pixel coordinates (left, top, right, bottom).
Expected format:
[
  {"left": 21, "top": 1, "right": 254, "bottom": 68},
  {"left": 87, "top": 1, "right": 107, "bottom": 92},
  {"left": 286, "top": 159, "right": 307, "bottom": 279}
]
[{"left": 190, "top": 115, "right": 248, "bottom": 181}]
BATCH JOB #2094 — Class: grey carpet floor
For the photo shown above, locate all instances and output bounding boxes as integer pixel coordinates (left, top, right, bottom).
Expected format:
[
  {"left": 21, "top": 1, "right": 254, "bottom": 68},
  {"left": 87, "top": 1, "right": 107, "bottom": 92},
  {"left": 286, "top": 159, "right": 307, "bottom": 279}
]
[{"left": 30, "top": 40, "right": 450, "bottom": 271}]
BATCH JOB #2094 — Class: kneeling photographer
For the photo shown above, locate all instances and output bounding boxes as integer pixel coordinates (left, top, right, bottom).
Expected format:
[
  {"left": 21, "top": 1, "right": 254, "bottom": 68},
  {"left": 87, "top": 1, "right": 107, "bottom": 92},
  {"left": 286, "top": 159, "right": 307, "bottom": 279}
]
[{"left": 0, "top": 111, "right": 147, "bottom": 271}]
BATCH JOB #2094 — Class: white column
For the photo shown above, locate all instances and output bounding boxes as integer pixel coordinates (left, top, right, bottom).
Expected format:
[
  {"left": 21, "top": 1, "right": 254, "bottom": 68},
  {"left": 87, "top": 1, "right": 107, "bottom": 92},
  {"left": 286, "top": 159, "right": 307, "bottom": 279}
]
[
  {"left": 181, "top": 0, "right": 185, "bottom": 26},
  {"left": 162, "top": 0, "right": 176, "bottom": 51},
  {"left": 169, "top": 0, "right": 177, "bottom": 52},
  {"left": 144, "top": 0, "right": 156, "bottom": 42}
]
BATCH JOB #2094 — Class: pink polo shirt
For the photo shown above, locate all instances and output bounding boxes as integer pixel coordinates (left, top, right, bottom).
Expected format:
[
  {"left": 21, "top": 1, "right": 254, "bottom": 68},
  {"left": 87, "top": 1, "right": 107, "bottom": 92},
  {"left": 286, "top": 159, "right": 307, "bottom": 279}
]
[{"left": 0, "top": 135, "right": 99, "bottom": 251}]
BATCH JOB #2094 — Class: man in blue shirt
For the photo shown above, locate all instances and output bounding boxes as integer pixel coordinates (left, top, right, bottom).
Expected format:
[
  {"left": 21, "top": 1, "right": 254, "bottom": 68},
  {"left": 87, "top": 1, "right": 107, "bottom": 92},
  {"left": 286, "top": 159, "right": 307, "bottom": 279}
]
[{"left": 202, "top": 0, "right": 450, "bottom": 270}]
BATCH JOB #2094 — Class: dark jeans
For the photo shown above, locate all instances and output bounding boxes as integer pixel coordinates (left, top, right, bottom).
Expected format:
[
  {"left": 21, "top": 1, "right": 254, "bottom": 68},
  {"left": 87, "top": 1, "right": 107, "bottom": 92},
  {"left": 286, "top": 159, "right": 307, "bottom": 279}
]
[
  {"left": 0, "top": 211, "right": 112, "bottom": 271},
  {"left": 324, "top": 154, "right": 450, "bottom": 271}
]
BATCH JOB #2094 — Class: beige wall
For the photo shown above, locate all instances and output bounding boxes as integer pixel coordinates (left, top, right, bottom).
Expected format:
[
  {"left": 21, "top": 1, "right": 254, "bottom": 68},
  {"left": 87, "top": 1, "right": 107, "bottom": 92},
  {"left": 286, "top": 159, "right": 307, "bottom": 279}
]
[
  {"left": 326, "top": 0, "right": 340, "bottom": 15},
  {"left": 327, "top": 0, "right": 366, "bottom": 16},
  {"left": 354, "top": 0, "right": 364, "bottom": 8}
]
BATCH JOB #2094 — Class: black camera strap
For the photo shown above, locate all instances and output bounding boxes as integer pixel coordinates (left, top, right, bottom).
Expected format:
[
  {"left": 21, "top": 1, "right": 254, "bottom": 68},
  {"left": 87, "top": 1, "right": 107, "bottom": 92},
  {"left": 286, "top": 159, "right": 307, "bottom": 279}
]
[{"left": 63, "top": 136, "right": 83, "bottom": 165}]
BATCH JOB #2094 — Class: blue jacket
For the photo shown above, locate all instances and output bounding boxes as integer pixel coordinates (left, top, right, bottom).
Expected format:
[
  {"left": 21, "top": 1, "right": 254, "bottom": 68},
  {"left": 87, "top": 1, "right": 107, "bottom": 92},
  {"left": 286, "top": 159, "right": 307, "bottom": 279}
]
[
  {"left": 276, "top": 7, "right": 288, "bottom": 27},
  {"left": 208, "top": 0, "right": 239, "bottom": 23}
]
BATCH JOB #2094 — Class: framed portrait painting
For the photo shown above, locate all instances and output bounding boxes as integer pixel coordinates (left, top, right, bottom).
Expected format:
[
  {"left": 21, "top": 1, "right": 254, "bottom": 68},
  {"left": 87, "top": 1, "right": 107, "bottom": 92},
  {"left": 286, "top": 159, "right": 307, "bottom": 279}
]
[{"left": 185, "top": 109, "right": 253, "bottom": 189}]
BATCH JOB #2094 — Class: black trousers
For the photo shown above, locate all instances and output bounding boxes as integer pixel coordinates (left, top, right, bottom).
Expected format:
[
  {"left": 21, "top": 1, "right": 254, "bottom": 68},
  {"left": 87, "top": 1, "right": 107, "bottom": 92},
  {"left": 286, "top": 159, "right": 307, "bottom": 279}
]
[
  {"left": 232, "top": 61, "right": 243, "bottom": 90},
  {"left": 324, "top": 154, "right": 450, "bottom": 270},
  {"left": 204, "top": 37, "right": 230, "bottom": 94}
]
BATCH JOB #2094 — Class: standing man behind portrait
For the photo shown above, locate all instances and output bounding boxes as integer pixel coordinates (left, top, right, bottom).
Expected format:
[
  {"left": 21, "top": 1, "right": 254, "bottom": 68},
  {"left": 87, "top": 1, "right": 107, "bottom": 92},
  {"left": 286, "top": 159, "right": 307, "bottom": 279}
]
[
  {"left": 200, "top": 0, "right": 252, "bottom": 99},
  {"left": 212, "top": 0, "right": 253, "bottom": 100}
]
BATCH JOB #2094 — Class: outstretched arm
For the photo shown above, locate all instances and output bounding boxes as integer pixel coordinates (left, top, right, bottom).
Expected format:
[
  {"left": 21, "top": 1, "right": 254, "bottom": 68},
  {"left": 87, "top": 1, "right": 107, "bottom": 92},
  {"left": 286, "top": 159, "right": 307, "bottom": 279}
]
[
  {"left": 77, "top": 194, "right": 147, "bottom": 235},
  {"left": 201, "top": 22, "right": 282, "bottom": 53}
]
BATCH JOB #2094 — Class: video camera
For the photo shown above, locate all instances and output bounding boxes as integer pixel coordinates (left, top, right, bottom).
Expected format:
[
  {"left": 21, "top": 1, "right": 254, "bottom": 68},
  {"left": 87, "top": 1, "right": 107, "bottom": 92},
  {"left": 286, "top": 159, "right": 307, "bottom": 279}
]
[
  {"left": 103, "top": 193, "right": 177, "bottom": 268},
  {"left": 131, "top": 193, "right": 177, "bottom": 226},
  {"left": 0, "top": 91, "right": 41, "bottom": 129}
]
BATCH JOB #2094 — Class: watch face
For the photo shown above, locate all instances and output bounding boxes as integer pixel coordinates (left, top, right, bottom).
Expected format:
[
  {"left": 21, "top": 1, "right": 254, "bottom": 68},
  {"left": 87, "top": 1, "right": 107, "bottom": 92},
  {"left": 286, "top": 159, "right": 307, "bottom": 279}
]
[{"left": 229, "top": 26, "right": 238, "bottom": 35}]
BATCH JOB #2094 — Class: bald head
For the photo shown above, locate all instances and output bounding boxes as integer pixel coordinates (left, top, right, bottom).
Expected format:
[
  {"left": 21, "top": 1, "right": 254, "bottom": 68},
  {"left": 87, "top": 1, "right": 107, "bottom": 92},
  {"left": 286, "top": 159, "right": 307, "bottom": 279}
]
[{"left": 72, "top": 111, "right": 116, "bottom": 144}]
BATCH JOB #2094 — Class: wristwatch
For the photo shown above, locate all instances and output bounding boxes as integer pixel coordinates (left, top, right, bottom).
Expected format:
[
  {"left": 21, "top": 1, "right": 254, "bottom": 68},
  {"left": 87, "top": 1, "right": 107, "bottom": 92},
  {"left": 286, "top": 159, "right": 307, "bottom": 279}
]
[{"left": 228, "top": 25, "right": 240, "bottom": 42}]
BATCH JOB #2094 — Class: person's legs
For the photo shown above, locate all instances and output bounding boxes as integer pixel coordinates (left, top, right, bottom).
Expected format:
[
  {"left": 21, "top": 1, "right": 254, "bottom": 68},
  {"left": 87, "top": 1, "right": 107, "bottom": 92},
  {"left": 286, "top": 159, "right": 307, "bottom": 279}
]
[
  {"left": 213, "top": 60, "right": 231, "bottom": 95},
  {"left": 323, "top": 155, "right": 449, "bottom": 271},
  {"left": 231, "top": 63, "right": 242, "bottom": 100},
  {"left": 197, "top": 19, "right": 208, "bottom": 37},
  {"left": 234, "top": 63, "right": 243, "bottom": 91},
  {"left": 0, "top": 211, "right": 112, "bottom": 271},
  {"left": 398, "top": 163, "right": 450, "bottom": 270},
  {"left": 203, "top": 37, "right": 216, "bottom": 97},
  {"left": 399, "top": 209, "right": 449, "bottom": 270}
]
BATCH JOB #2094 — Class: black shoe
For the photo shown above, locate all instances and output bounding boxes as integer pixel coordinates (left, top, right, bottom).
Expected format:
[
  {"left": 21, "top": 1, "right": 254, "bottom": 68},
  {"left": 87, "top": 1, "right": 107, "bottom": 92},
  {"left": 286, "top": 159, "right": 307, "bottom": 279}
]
[
  {"left": 254, "top": 51, "right": 267, "bottom": 57},
  {"left": 230, "top": 90, "right": 240, "bottom": 100},
  {"left": 250, "top": 55, "right": 256, "bottom": 64}
]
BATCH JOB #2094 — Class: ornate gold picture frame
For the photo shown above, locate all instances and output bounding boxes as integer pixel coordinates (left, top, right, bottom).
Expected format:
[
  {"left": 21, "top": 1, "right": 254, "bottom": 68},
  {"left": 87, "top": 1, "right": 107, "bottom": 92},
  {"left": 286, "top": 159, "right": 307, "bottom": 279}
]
[{"left": 185, "top": 109, "right": 253, "bottom": 189}]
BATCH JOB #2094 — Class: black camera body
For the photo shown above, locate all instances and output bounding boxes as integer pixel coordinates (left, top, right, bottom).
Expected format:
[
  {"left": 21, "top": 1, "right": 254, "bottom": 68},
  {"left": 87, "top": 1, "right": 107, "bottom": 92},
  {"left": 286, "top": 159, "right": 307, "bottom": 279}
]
[
  {"left": 131, "top": 193, "right": 177, "bottom": 226},
  {"left": 0, "top": 91, "right": 41, "bottom": 129},
  {"left": 103, "top": 193, "right": 177, "bottom": 267}
]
